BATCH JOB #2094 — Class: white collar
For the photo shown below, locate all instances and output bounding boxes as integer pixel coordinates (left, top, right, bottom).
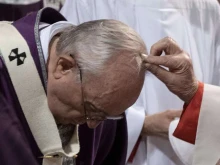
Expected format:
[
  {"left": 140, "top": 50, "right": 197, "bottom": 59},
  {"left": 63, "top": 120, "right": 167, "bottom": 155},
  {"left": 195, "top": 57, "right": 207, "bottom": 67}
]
[{"left": 39, "top": 21, "right": 74, "bottom": 63}]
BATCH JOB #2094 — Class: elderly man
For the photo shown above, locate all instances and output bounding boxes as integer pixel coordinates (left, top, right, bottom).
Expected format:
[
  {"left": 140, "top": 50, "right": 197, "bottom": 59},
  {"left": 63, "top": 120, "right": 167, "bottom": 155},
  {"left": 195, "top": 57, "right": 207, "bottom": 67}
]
[
  {"left": 61, "top": 0, "right": 220, "bottom": 165},
  {"left": 0, "top": 7, "right": 146, "bottom": 165},
  {"left": 142, "top": 37, "right": 220, "bottom": 165}
]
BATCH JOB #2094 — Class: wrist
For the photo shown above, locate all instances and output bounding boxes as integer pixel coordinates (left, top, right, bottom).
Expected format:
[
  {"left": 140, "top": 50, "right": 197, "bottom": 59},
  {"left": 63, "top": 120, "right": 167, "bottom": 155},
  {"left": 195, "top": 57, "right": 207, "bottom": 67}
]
[
  {"left": 184, "top": 80, "right": 199, "bottom": 104},
  {"left": 141, "top": 115, "right": 159, "bottom": 137},
  {"left": 141, "top": 116, "right": 151, "bottom": 136}
]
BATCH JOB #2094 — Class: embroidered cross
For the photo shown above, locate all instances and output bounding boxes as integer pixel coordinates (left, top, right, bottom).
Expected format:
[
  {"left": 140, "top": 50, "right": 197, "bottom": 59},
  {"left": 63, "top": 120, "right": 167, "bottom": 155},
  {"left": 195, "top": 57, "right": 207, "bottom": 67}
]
[{"left": 9, "top": 48, "right": 26, "bottom": 66}]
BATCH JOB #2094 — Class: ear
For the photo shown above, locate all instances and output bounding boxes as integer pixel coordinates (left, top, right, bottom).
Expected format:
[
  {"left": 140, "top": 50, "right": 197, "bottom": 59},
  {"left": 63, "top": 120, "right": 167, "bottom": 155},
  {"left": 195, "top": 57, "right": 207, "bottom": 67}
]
[{"left": 54, "top": 55, "right": 77, "bottom": 79}]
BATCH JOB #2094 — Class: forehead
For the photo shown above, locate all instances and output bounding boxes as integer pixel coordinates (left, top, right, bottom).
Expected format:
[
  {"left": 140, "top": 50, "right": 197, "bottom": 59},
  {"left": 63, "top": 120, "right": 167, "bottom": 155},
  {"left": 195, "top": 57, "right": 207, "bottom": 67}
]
[{"left": 83, "top": 54, "right": 145, "bottom": 116}]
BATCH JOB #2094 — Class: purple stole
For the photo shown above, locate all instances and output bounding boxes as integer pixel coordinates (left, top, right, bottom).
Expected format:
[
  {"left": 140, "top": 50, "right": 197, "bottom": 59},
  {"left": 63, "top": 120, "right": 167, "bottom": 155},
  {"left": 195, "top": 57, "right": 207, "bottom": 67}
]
[{"left": 0, "top": 8, "right": 127, "bottom": 165}]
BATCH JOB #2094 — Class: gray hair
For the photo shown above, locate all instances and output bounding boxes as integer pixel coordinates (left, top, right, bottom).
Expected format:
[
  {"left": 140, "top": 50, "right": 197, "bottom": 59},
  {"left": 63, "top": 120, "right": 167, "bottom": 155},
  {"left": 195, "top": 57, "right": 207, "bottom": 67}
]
[{"left": 57, "top": 19, "right": 146, "bottom": 75}]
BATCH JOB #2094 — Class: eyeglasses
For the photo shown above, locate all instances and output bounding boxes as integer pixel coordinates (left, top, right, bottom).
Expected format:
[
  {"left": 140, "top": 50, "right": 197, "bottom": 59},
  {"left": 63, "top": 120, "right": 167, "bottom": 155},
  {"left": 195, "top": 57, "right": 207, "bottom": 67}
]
[{"left": 73, "top": 55, "right": 124, "bottom": 121}]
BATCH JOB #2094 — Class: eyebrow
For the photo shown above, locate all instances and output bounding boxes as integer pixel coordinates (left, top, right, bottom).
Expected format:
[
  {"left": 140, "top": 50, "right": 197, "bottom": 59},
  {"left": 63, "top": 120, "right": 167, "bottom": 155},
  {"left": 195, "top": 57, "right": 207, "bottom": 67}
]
[{"left": 85, "top": 101, "right": 110, "bottom": 116}]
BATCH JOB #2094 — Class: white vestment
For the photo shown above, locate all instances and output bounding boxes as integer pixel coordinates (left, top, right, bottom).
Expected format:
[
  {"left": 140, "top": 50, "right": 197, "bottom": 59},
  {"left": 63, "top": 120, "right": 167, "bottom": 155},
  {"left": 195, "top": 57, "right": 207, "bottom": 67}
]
[
  {"left": 169, "top": 83, "right": 220, "bottom": 165},
  {"left": 193, "top": 84, "right": 220, "bottom": 165},
  {"left": 61, "top": 0, "right": 220, "bottom": 164}
]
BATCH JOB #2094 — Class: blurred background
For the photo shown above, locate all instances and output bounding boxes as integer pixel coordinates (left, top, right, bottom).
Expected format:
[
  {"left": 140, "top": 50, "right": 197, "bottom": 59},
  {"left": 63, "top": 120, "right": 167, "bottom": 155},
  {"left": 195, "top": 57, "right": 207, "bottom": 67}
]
[
  {"left": 0, "top": 0, "right": 65, "bottom": 21},
  {"left": 1, "top": 0, "right": 219, "bottom": 22}
]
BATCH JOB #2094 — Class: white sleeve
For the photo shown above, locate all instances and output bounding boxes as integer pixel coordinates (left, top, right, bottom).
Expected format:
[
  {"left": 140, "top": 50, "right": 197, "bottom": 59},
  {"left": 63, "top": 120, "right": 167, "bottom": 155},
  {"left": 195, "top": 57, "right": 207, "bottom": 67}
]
[
  {"left": 193, "top": 84, "right": 220, "bottom": 165},
  {"left": 169, "top": 84, "right": 220, "bottom": 165},
  {"left": 169, "top": 119, "right": 194, "bottom": 165}
]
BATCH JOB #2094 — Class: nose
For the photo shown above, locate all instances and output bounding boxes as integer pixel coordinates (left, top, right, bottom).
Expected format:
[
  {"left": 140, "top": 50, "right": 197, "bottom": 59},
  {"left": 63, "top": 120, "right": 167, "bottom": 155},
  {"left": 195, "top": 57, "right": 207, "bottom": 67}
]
[{"left": 86, "top": 120, "right": 101, "bottom": 129}]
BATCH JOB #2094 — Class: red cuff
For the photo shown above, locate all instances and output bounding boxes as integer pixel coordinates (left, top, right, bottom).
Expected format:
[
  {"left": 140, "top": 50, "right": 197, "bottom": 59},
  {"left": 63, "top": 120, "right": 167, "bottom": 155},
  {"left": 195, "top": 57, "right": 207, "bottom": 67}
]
[
  {"left": 173, "top": 82, "right": 204, "bottom": 144},
  {"left": 128, "top": 136, "right": 141, "bottom": 163}
]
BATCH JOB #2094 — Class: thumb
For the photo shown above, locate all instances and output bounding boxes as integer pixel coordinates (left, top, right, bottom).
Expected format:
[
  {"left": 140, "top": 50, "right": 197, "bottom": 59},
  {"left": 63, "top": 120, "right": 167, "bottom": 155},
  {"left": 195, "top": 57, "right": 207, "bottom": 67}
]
[{"left": 169, "top": 110, "right": 183, "bottom": 118}]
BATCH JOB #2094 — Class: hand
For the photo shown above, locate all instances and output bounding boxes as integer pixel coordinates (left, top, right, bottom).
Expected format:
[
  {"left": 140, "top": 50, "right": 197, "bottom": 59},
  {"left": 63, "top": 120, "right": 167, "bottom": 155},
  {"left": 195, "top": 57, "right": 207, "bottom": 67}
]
[
  {"left": 142, "top": 37, "right": 198, "bottom": 104},
  {"left": 141, "top": 110, "right": 182, "bottom": 138}
]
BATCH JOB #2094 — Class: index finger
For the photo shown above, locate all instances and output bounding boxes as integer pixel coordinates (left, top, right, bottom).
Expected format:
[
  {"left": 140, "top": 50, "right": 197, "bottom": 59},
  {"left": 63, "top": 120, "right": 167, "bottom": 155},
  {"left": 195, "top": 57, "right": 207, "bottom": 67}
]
[
  {"left": 141, "top": 54, "right": 178, "bottom": 69},
  {"left": 150, "top": 37, "right": 182, "bottom": 56}
]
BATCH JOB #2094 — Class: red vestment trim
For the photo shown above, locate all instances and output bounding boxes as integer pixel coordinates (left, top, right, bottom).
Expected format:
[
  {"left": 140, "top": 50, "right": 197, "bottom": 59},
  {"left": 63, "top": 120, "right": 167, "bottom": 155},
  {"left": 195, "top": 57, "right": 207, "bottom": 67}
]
[{"left": 173, "top": 82, "right": 204, "bottom": 144}]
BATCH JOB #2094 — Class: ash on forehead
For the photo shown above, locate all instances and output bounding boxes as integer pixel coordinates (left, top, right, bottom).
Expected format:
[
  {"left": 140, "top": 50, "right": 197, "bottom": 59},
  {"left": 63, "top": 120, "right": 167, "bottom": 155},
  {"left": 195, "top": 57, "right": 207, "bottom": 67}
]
[{"left": 134, "top": 53, "right": 148, "bottom": 70}]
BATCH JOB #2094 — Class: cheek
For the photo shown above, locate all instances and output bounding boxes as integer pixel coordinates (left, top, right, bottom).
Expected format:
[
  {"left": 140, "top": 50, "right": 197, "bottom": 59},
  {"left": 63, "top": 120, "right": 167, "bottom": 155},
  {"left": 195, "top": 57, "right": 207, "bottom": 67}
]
[
  {"left": 58, "top": 80, "right": 83, "bottom": 109},
  {"left": 47, "top": 77, "right": 84, "bottom": 115},
  {"left": 65, "top": 110, "right": 86, "bottom": 124}
]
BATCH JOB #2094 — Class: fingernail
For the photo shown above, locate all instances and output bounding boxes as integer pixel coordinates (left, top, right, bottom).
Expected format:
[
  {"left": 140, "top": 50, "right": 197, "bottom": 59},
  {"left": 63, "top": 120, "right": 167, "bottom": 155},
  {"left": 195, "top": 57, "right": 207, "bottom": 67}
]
[
  {"left": 141, "top": 53, "right": 148, "bottom": 58},
  {"left": 141, "top": 53, "right": 148, "bottom": 61}
]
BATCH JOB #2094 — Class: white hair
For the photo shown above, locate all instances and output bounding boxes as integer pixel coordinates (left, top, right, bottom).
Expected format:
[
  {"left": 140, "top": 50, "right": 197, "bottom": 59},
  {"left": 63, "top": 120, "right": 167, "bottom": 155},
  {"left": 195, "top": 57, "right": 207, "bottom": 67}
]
[{"left": 57, "top": 19, "right": 147, "bottom": 75}]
